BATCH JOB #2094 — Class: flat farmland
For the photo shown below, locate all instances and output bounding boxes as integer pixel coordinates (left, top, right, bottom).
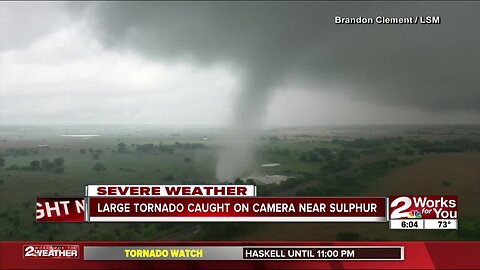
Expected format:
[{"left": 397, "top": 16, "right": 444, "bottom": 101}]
[
  {"left": 365, "top": 153, "right": 480, "bottom": 217},
  {"left": 241, "top": 153, "right": 480, "bottom": 241}
]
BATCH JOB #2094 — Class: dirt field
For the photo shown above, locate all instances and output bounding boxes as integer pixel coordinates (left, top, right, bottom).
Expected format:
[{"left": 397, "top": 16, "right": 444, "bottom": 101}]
[
  {"left": 365, "top": 152, "right": 480, "bottom": 217},
  {"left": 241, "top": 153, "right": 480, "bottom": 240}
]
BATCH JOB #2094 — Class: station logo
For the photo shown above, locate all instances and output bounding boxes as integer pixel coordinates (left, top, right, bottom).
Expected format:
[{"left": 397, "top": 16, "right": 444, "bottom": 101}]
[
  {"left": 23, "top": 245, "right": 79, "bottom": 259},
  {"left": 389, "top": 196, "right": 457, "bottom": 220},
  {"left": 407, "top": 210, "right": 422, "bottom": 219}
]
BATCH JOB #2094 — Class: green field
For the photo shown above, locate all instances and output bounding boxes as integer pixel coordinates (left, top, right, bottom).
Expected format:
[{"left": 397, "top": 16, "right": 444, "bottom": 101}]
[{"left": 1, "top": 125, "right": 479, "bottom": 241}]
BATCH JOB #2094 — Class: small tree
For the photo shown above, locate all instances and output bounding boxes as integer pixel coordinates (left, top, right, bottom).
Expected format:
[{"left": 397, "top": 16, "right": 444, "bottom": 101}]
[
  {"left": 163, "top": 174, "right": 174, "bottom": 182},
  {"left": 246, "top": 178, "right": 256, "bottom": 185},
  {"left": 30, "top": 160, "right": 40, "bottom": 170},
  {"left": 336, "top": 231, "right": 362, "bottom": 241},
  {"left": 93, "top": 153, "right": 100, "bottom": 160},
  {"left": 0, "top": 158, "right": 5, "bottom": 168},
  {"left": 48, "top": 158, "right": 65, "bottom": 173},
  {"left": 93, "top": 162, "right": 106, "bottom": 173},
  {"left": 234, "top": 178, "right": 245, "bottom": 185},
  {"left": 53, "top": 158, "right": 64, "bottom": 168},
  {"left": 117, "top": 143, "right": 127, "bottom": 153},
  {"left": 41, "top": 159, "right": 54, "bottom": 171},
  {"left": 30, "top": 160, "right": 40, "bottom": 167}
]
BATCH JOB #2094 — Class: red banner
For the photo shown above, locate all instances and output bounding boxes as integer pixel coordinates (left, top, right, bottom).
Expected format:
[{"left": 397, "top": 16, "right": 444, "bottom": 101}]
[
  {"left": 36, "top": 198, "right": 84, "bottom": 222},
  {"left": 87, "top": 197, "right": 387, "bottom": 222},
  {"left": 1, "top": 241, "right": 480, "bottom": 269}
]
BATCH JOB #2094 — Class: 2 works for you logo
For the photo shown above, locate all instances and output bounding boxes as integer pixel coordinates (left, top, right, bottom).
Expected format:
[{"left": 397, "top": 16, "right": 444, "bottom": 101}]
[
  {"left": 23, "top": 245, "right": 79, "bottom": 259},
  {"left": 389, "top": 196, "right": 458, "bottom": 219}
]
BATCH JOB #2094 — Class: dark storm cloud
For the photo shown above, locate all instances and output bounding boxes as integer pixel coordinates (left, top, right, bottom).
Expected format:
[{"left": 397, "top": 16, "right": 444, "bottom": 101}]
[
  {"left": 73, "top": 1, "right": 480, "bottom": 180},
  {"left": 75, "top": 1, "right": 480, "bottom": 118}
]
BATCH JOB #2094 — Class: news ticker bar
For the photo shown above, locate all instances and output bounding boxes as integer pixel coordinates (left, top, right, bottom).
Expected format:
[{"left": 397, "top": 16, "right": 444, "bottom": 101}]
[
  {"left": 83, "top": 246, "right": 404, "bottom": 261},
  {"left": 6, "top": 242, "right": 480, "bottom": 269}
]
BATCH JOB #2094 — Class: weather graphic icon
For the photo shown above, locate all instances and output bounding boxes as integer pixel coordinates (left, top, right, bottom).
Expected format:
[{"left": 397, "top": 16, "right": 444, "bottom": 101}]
[{"left": 407, "top": 210, "right": 422, "bottom": 219}]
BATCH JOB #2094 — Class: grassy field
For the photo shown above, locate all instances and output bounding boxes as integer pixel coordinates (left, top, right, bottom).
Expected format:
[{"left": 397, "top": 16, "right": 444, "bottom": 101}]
[{"left": 1, "top": 125, "right": 479, "bottom": 241}]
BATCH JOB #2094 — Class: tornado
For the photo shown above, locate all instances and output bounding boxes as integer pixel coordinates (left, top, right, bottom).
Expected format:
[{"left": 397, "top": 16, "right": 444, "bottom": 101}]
[
  {"left": 69, "top": 2, "right": 480, "bottom": 181},
  {"left": 216, "top": 66, "right": 281, "bottom": 181}
]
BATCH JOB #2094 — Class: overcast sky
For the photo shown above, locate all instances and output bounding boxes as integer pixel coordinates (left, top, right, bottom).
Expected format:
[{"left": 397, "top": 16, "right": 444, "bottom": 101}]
[{"left": 1, "top": 1, "right": 479, "bottom": 127}]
